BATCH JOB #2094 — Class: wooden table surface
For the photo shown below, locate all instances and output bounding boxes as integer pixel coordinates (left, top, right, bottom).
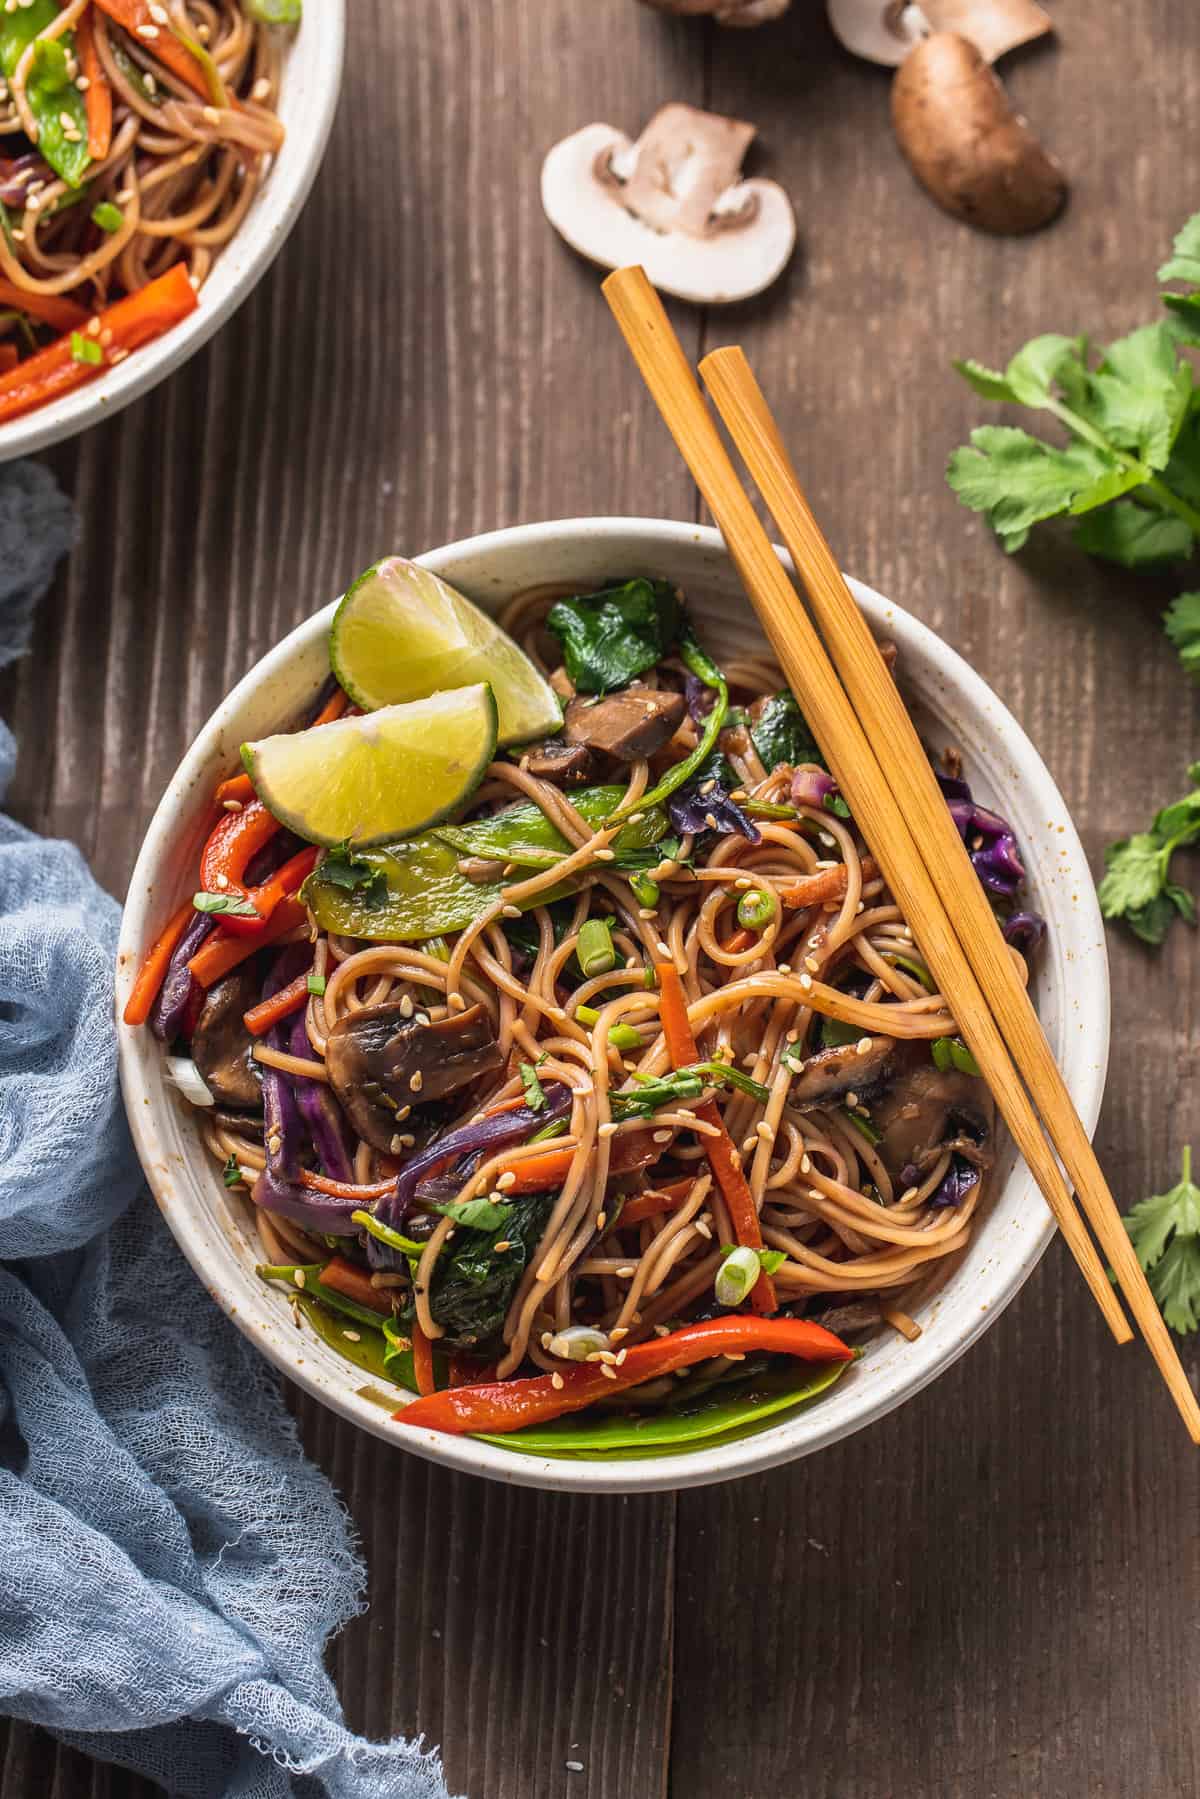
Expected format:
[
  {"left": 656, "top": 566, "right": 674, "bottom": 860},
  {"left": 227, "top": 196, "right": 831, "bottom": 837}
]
[{"left": 3, "top": 3, "right": 1199, "bottom": 1795}]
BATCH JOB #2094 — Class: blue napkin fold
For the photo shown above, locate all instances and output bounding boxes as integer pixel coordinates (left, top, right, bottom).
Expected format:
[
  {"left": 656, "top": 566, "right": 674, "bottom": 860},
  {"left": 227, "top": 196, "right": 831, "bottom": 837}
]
[{"left": 0, "top": 463, "right": 454, "bottom": 1799}]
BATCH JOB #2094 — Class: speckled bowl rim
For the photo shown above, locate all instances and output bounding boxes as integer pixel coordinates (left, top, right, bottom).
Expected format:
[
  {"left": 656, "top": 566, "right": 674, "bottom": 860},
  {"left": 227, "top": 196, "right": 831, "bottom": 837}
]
[
  {"left": 0, "top": 3, "right": 345, "bottom": 464},
  {"left": 116, "top": 518, "right": 1110, "bottom": 1495}
]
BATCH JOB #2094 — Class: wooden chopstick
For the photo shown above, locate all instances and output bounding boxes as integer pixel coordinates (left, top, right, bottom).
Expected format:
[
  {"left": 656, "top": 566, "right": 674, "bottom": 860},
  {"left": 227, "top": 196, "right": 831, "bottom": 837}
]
[
  {"left": 700, "top": 343, "right": 1200, "bottom": 1441},
  {"left": 600, "top": 263, "right": 1135, "bottom": 1362}
]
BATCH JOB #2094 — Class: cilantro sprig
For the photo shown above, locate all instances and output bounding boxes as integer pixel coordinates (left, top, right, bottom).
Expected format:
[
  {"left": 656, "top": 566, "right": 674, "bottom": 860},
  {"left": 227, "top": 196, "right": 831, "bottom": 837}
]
[
  {"left": 1098, "top": 764, "right": 1200, "bottom": 945},
  {"left": 1120, "top": 1148, "right": 1200, "bottom": 1335}
]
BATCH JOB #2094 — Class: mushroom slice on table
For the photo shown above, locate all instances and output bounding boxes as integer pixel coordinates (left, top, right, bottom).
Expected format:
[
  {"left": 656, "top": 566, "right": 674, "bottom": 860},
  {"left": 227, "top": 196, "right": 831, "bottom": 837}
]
[
  {"left": 639, "top": 0, "right": 791, "bottom": 22},
  {"left": 891, "top": 32, "right": 1066, "bottom": 234},
  {"left": 541, "top": 103, "right": 796, "bottom": 305},
  {"left": 828, "top": 0, "right": 1051, "bottom": 66},
  {"left": 325, "top": 1001, "right": 505, "bottom": 1154}
]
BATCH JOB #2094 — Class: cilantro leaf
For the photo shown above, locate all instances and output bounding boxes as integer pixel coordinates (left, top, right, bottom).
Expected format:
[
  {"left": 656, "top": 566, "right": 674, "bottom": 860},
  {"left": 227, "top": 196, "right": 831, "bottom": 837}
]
[
  {"left": 1099, "top": 766, "right": 1200, "bottom": 944},
  {"left": 1158, "top": 211, "right": 1200, "bottom": 288},
  {"left": 317, "top": 842, "right": 388, "bottom": 905},
  {"left": 1164, "top": 590, "right": 1200, "bottom": 678},
  {"left": 518, "top": 1060, "right": 547, "bottom": 1113},
  {"left": 1122, "top": 1148, "right": 1200, "bottom": 1335},
  {"left": 946, "top": 426, "right": 1112, "bottom": 547},
  {"left": 1063, "top": 324, "right": 1191, "bottom": 470},
  {"left": 1072, "top": 499, "right": 1194, "bottom": 567},
  {"left": 434, "top": 1196, "right": 514, "bottom": 1231},
  {"left": 193, "top": 890, "right": 260, "bottom": 917}
]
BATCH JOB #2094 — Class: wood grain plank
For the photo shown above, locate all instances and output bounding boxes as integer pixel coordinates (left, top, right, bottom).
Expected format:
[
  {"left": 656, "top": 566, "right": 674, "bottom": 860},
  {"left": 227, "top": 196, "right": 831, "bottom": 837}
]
[
  {"left": 671, "top": 5, "right": 1200, "bottom": 1797},
  {"left": 0, "top": 2, "right": 703, "bottom": 1794}
]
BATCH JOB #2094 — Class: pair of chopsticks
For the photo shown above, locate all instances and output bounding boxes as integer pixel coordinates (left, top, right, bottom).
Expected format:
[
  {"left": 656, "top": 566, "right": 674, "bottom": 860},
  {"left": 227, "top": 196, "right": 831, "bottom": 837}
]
[{"left": 601, "top": 264, "right": 1200, "bottom": 1442}]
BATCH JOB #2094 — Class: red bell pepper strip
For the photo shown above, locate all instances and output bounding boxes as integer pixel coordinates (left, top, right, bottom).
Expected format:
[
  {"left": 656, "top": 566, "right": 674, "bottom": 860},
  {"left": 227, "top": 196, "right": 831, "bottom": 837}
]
[
  {"left": 411, "top": 1322, "right": 436, "bottom": 1397},
  {"left": 655, "top": 963, "right": 776, "bottom": 1313},
  {"left": 0, "top": 278, "right": 88, "bottom": 334},
  {"left": 0, "top": 264, "right": 198, "bottom": 425},
  {"left": 396, "top": 1315, "right": 851, "bottom": 1434},
  {"left": 122, "top": 898, "right": 195, "bottom": 1026},
  {"left": 92, "top": 0, "right": 212, "bottom": 98},
  {"left": 618, "top": 1177, "right": 694, "bottom": 1228},
  {"left": 187, "top": 895, "right": 307, "bottom": 989},
  {"left": 780, "top": 857, "right": 877, "bottom": 912},
  {"left": 199, "top": 798, "right": 278, "bottom": 896},
  {"left": 217, "top": 846, "right": 319, "bottom": 940},
  {"left": 318, "top": 1256, "right": 392, "bottom": 1317},
  {"left": 76, "top": 9, "right": 113, "bottom": 160}
]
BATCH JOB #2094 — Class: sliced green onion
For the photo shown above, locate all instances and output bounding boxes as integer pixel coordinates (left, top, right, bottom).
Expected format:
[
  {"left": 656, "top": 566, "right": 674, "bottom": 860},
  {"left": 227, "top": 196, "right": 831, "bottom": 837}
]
[
  {"left": 529, "top": 1117, "right": 569, "bottom": 1144},
  {"left": 577, "top": 917, "right": 616, "bottom": 978},
  {"left": 548, "top": 1324, "right": 610, "bottom": 1362},
  {"left": 351, "top": 1208, "right": 423, "bottom": 1257},
  {"left": 420, "top": 935, "right": 450, "bottom": 962},
  {"left": 91, "top": 201, "right": 124, "bottom": 233},
  {"left": 742, "top": 800, "right": 797, "bottom": 821},
  {"left": 949, "top": 1038, "right": 980, "bottom": 1076},
  {"left": 715, "top": 1245, "right": 762, "bottom": 1308},
  {"left": 688, "top": 1059, "right": 770, "bottom": 1105},
  {"left": 70, "top": 331, "right": 102, "bottom": 367},
  {"left": 629, "top": 871, "right": 660, "bottom": 908},
  {"left": 931, "top": 1037, "right": 954, "bottom": 1073},
  {"left": 841, "top": 1107, "right": 882, "bottom": 1146},
  {"left": 574, "top": 1005, "right": 643, "bottom": 1052},
  {"left": 736, "top": 887, "right": 779, "bottom": 931},
  {"left": 307, "top": 972, "right": 327, "bottom": 996},
  {"left": 883, "top": 951, "right": 935, "bottom": 994}
]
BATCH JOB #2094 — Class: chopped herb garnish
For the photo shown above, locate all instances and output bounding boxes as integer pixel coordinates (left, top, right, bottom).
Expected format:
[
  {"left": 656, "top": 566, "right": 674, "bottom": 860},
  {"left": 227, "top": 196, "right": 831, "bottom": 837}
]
[
  {"left": 317, "top": 841, "right": 388, "bottom": 906},
  {"left": 70, "top": 331, "right": 103, "bottom": 367},
  {"left": 306, "top": 972, "right": 327, "bottom": 996},
  {"left": 91, "top": 201, "right": 124, "bottom": 233},
  {"left": 519, "top": 1060, "right": 547, "bottom": 1112},
  {"left": 222, "top": 1153, "right": 243, "bottom": 1187},
  {"left": 433, "top": 1195, "right": 515, "bottom": 1231},
  {"left": 193, "top": 889, "right": 260, "bottom": 917}
]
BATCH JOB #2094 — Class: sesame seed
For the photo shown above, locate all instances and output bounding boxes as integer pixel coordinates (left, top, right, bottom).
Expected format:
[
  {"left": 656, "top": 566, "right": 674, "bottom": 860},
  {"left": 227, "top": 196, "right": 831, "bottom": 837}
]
[
  {"left": 704, "top": 812, "right": 719, "bottom": 831},
  {"left": 144, "top": 71, "right": 157, "bottom": 93},
  {"left": 756, "top": 1121, "right": 774, "bottom": 1141},
  {"left": 600, "top": 1363, "right": 617, "bottom": 1380},
  {"left": 214, "top": 872, "right": 229, "bottom": 889},
  {"left": 551, "top": 1372, "right": 565, "bottom": 1390},
  {"left": 222, "top": 798, "right": 243, "bottom": 813},
  {"left": 615, "top": 1347, "right": 629, "bottom": 1365},
  {"left": 900, "top": 1186, "right": 919, "bottom": 1203},
  {"left": 396, "top": 1104, "right": 411, "bottom": 1121},
  {"left": 734, "top": 877, "right": 753, "bottom": 890},
  {"left": 799, "top": 973, "right": 813, "bottom": 991},
  {"left": 541, "top": 1331, "right": 553, "bottom": 1349},
  {"left": 409, "top": 1071, "right": 423, "bottom": 1092},
  {"left": 598, "top": 1121, "right": 617, "bottom": 1139},
  {"left": 637, "top": 907, "right": 657, "bottom": 920},
  {"left": 595, "top": 1212, "right": 606, "bottom": 1231},
  {"left": 616, "top": 1264, "right": 635, "bottom": 1278},
  {"left": 777, "top": 963, "right": 791, "bottom": 975},
  {"left": 785, "top": 1029, "right": 799, "bottom": 1044},
  {"left": 448, "top": 992, "right": 466, "bottom": 1011},
  {"left": 86, "top": 315, "right": 101, "bottom": 336},
  {"left": 808, "top": 1187, "right": 823, "bottom": 1200},
  {"left": 399, "top": 994, "right": 414, "bottom": 1018},
  {"left": 652, "top": 1129, "right": 672, "bottom": 1144},
  {"left": 655, "top": 940, "right": 671, "bottom": 958},
  {"left": 342, "top": 1329, "right": 361, "bottom": 1342},
  {"left": 252, "top": 75, "right": 272, "bottom": 100},
  {"left": 496, "top": 1171, "right": 516, "bottom": 1191},
  {"left": 500, "top": 903, "right": 522, "bottom": 918},
  {"left": 110, "top": 347, "right": 129, "bottom": 362},
  {"left": 594, "top": 848, "right": 616, "bottom": 861},
  {"left": 293, "top": 1269, "right": 306, "bottom": 1289},
  {"left": 59, "top": 110, "right": 74, "bottom": 129},
  {"left": 694, "top": 1218, "right": 712, "bottom": 1239},
  {"left": 845, "top": 1091, "right": 859, "bottom": 1108},
  {"left": 136, "top": 21, "right": 159, "bottom": 35},
  {"left": 804, "top": 956, "right": 820, "bottom": 974},
  {"left": 653, "top": 1324, "right": 671, "bottom": 1338},
  {"left": 801, "top": 1154, "right": 812, "bottom": 1173},
  {"left": 626, "top": 811, "right": 645, "bottom": 824},
  {"left": 610, "top": 1326, "right": 629, "bottom": 1342},
  {"left": 856, "top": 1036, "right": 873, "bottom": 1056},
  {"left": 148, "top": 0, "right": 168, "bottom": 18},
  {"left": 389, "top": 1134, "right": 405, "bottom": 1155},
  {"left": 699, "top": 779, "right": 716, "bottom": 796},
  {"left": 856, "top": 901, "right": 865, "bottom": 914},
  {"left": 493, "top": 1240, "right": 511, "bottom": 1253}
]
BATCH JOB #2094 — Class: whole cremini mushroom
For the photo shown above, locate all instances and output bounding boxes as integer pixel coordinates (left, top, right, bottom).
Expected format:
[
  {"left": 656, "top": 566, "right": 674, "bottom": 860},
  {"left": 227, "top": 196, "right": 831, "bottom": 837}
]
[
  {"left": 541, "top": 103, "right": 796, "bottom": 304},
  {"left": 639, "top": 0, "right": 791, "bottom": 23},
  {"left": 890, "top": 32, "right": 1066, "bottom": 234}
]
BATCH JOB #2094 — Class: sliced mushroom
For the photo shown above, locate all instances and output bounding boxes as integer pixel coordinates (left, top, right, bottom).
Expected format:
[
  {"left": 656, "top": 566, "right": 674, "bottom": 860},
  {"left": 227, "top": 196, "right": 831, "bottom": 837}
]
[
  {"left": 541, "top": 103, "right": 796, "bottom": 305},
  {"left": 870, "top": 1057, "right": 994, "bottom": 1180},
  {"left": 788, "top": 1035, "right": 897, "bottom": 1107},
  {"left": 891, "top": 34, "right": 1066, "bottom": 235},
  {"left": 639, "top": 0, "right": 791, "bottom": 22},
  {"left": 828, "top": 0, "right": 1050, "bottom": 67},
  {"left": 519, "top": 738, "right": 597, "bottom": 785},
  {"left": 564, "top": 687, "right": 687, "bottom": 761},
  {"left": 325, "top": 1001, "right": 504, "bottom": 1153},
  {"left": 191, "top": 970, "right": 262, "bottom": 1109}
]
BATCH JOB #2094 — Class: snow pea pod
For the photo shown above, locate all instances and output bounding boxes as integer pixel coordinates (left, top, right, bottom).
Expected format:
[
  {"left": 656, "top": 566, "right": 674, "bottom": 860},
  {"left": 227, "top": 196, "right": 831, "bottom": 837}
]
[{"left": 0, "top": 2, "right": 90, "bottom": 189}]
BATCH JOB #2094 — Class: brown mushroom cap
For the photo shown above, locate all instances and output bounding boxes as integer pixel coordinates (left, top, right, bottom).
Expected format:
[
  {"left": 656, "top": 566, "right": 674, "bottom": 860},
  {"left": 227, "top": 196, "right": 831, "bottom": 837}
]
[
  {"left": 191, "top": 970, "right": 262, "bottom": 1109},
  {"left": 325, "top": 1001, "right": 504, "bottom": 1152},
  {"left": 891, "top": 32, "right": 1066, "bottom": 235}
]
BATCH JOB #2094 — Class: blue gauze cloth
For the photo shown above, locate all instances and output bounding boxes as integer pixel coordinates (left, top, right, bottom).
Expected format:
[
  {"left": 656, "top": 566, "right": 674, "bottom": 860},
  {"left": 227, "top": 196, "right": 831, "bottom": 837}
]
[{"left": 0, "top": 463, "right": 454, "bottom": 1799}]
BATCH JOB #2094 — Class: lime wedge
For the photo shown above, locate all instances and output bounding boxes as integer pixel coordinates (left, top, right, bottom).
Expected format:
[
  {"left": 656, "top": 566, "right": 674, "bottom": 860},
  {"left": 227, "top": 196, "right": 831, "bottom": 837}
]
[
  {"left": 242, "top": 684, "right": 498, "bottom": 848},
  {"left": 330, "top": 557, "right": 561, "bottom": 747}
]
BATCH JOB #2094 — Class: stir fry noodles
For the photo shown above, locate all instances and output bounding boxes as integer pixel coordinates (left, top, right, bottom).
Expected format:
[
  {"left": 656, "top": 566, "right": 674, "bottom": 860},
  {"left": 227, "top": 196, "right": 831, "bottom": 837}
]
[
  {"left": 0, "top": 0, "right": 296, "bottom": 422},
  {"left": 127, "top": 566, "right": 1045, "bottom": 1453}
]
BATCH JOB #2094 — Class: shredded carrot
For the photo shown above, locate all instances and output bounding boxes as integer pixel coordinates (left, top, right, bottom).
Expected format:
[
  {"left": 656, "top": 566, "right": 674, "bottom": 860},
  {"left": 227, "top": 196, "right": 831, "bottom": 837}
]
[
  {"left": 76, "top": 9, "right": 113, "bottom": 160},
  {"left": 411, "top": 1322, "right": 436, "bottom": 1396},
  {"left": 311, "top": 687, "right": 350, "bottom": 727},
  {"left": 720, "top": 926, "right": 756, "bottom": 955},
  {"left": 214, "top": 772, "right": 255, "bottom": 807},
  {"left": 780, "top": 856, "right": 877, "bottom": 911},
  {"left": 318, "top": 1256, "right": 393, "bottom": 1317},
  {"left": 655, "top": 963, "right": 776, "bottom": 1312},
  {"left": 0, "top": 264, "right": 198, "bottom": 426},
  {"left": 0, "top": 278, "right": 88, "bottom": 334},
  {"left": 122, "top": 898, "right": 194, "bottom": 1026},
  {"left": 243, "top": 971, "right": 312, "bottom": 1037},
  {"left": 187, "top": 895, "right": 306, "bottom": 989},
  {"left": 301, "top": 1170, "right": 394, "bottom": 1201},
  {"left": 496, "top": 1146, "right": 575, "bottom": 1194},
  {"left": 92, "top": 0, "right": 212, "bottom": 97}
]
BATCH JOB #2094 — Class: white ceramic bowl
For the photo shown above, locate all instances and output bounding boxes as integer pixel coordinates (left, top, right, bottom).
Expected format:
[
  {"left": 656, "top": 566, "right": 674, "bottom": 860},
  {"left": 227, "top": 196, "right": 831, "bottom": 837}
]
[
  {"left": 116, "top": 519, "right": 1110, "bottom": 1494},
  {"left": 0, "top": 4, "right": 345, "bottom": 463}
]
